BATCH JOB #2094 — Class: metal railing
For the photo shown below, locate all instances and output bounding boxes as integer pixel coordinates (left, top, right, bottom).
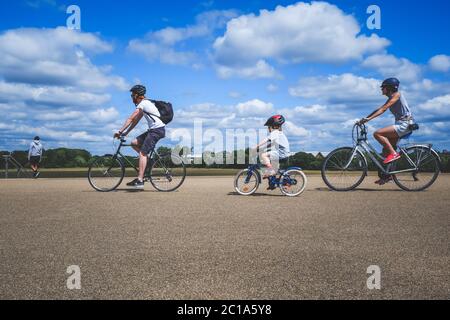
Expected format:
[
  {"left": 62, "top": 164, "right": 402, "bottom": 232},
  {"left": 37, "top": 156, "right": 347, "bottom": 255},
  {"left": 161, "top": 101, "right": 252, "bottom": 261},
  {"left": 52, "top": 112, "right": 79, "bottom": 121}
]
[{"left": 1, "top": 153, "right": 34, "bottom": 179}]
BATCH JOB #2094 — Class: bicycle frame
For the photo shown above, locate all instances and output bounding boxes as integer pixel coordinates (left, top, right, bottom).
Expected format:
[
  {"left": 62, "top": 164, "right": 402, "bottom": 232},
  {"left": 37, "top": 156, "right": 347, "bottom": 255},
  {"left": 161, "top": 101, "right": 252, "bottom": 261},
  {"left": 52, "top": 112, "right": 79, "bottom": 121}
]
[
  {"left": 347, "top": 124, "right": 432, "bottom": 175},
  {"left": 245, "top": 164, "right": 263, "bottom": 184},
  {"left": 244, "top": 163, "right": 303, "bottom": 186},
  {"left": 106, "top": 138, "right": 160, "bottom": 175}
]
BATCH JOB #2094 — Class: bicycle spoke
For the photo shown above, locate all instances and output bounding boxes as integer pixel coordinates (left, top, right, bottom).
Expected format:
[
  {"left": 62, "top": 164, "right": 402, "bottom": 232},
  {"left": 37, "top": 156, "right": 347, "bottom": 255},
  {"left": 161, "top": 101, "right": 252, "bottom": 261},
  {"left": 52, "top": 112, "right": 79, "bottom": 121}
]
[
  {"left": 149, "top": 154, "right": 186, "bottom": 192},
  {"left": 235, "top": 170, "right": 259, "bottom": 195},
  {"left": 393, "top": 147, "right": 440, "bottom": 191},
  {"left": 322, "top": 148, "right": 367, "bottom": 191},
  {"left": 280, "top": 170, "right": 307, "bottom": 196},
  {"left": 417, "top": 154, "right": 434, "bottom": 168},
  {"left": 327, "top": 159, "right": 342, "bottom": 170},
  {"left": 88, "top": 156, "right": 124, "bottom": 192}
]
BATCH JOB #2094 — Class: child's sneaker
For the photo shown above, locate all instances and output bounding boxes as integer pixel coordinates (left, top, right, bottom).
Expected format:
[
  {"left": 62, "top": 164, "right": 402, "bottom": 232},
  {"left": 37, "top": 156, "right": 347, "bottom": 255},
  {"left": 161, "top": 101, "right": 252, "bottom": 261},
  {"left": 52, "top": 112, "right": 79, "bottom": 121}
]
[
  {"left": 267, "top": 176, "right": 277, "bottom": 190},
  {"left": 263, "top": 169, "right": 276, "bottom": 179}
]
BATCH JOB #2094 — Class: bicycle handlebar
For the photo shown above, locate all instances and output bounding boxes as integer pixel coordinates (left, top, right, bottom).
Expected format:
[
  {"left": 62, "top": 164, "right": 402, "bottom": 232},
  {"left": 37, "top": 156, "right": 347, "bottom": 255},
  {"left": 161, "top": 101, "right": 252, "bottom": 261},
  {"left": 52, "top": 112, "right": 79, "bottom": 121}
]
[
  {"left": 352, "top": 122, "right": 368, "bottom": 144},
  {"left": 113, "top": 135, "right": 127, "bottom": 143},
  {"left": 112, "top": 136, "right": 127, "bottom": 152}
]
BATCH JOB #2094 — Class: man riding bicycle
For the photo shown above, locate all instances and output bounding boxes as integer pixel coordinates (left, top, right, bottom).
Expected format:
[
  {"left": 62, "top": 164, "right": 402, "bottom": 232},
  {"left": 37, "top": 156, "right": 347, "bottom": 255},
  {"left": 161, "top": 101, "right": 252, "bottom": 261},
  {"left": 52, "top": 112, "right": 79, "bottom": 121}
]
[
  {"left": 114, "top": 85, "right": 166, "bottom": 189},
  {"left": 358, "top": 78, "right": 415, "bottom": 185}
]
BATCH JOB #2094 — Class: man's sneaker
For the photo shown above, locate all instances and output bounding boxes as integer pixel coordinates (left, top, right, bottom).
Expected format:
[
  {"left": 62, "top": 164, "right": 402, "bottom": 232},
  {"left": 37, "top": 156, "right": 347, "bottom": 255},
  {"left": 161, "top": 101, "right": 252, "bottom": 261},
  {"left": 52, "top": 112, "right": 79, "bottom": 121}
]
[
  {"left": 375, "top": 176, "right": 393, "bottom": 185},
  {"left": 383, "top": 152, "right": 401, "bottom": 164},
  {"left": 127, "top": 178, "right": 144, "bottom": 188},
  {"left": 33, "top": 171, "right": 40, "bottom": 179},
  {"left": 129, "top": 179, "right": 144, "bottom": 189}
]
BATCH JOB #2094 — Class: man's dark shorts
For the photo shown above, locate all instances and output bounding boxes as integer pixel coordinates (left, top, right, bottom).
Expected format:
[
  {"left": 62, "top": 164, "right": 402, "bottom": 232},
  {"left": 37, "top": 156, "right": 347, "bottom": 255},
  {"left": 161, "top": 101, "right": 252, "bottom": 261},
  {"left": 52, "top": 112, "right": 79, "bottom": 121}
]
[
  {"left": 29, "top": 156, "right": 41, "bottom": 166},
  {"left": 136, "top": 127, "right": 166, "bottom": 155}
]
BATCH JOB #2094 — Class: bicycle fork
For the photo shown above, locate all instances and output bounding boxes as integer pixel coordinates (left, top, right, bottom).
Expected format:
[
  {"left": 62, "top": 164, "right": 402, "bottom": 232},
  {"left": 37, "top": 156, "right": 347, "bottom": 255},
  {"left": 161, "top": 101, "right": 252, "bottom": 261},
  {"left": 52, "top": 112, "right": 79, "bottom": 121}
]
[{"left": 343, "top": 147, "right": 363, "bottom": 170}]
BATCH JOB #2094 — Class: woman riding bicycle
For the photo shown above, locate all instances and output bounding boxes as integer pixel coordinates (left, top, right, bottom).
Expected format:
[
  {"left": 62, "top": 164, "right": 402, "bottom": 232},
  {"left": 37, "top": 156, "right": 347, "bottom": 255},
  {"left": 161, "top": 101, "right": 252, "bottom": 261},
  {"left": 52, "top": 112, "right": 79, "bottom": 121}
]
[{"left": 358, "top": 78, "right": 415, "bottom": 185}]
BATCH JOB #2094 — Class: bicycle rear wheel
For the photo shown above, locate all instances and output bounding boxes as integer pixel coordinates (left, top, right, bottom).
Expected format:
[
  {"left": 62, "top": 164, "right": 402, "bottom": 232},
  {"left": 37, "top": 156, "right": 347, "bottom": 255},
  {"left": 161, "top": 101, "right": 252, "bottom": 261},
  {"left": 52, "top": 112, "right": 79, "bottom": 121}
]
[
  {"left": 149, "top": 154, "right": 186, "bottom": 192},
  {"left": 279, "top": 169, "right": 307, "bottom": 197},
  {"left": 234, "top": 169, "right": 259, "bottom": 195},
  {"left": 87, "top": 155, "right": 125, "bottom": 192},
  {"left": 392, "top": 146, "right": 441, "bottom": 191},
  {"left": 322, "top": 147, "right": 367, "bottom": 191}
]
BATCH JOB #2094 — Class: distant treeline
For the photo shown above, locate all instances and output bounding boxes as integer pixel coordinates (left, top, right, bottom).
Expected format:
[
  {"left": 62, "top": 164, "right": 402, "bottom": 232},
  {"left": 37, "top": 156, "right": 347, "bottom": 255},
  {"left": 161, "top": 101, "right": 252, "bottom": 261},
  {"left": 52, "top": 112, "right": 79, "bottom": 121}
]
[
  {"left": 1, "top": 148, "right": 92, "bottom": 168},
  {"left": 1, "top": 147, "right": 450, "bottom": 172}
]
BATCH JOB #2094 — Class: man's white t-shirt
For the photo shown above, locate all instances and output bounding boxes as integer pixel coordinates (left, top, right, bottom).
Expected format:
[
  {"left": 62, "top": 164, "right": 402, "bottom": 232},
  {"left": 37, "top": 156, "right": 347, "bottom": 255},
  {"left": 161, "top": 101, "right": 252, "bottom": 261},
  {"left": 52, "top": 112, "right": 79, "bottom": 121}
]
[
  {"left": 268, "top": 130, "right": 290, "bottom": 158},
  {"left": 137, "top": 100, "right": 165, "bottom": 130}
]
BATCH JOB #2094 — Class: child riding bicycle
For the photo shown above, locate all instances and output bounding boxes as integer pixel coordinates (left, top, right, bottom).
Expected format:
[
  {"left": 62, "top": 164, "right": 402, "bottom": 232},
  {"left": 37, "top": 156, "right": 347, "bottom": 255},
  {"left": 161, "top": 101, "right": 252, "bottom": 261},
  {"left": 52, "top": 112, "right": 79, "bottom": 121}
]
[{"left": 254, "top": 115, "right": 290, "bottom": 189}]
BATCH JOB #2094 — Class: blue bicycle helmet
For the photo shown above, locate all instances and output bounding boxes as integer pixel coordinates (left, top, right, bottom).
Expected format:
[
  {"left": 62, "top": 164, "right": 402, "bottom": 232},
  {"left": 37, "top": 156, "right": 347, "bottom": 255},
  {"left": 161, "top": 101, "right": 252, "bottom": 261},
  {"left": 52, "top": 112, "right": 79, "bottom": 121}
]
[{"left": 381, "top": 78, "right": 400, "bottom": 91}]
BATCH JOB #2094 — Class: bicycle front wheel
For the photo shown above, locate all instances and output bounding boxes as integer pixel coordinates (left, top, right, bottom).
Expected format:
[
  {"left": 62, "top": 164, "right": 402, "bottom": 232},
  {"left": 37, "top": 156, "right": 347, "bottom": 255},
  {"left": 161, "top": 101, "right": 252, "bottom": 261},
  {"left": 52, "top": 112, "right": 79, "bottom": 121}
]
[
  {"left": 392, "top": 146, "right": 441, "bottom": 191},
  {"left": 279, "top": 169, "right": 307, "bottom": 197},
  {"left": 149, "top": 154, "right": 186, "bottom": 192},
  {"left": 88, "top": 155, "right": 125, "bottom": 192},
  {"left": 322, "top": 147, "right": 367, "bottom": 191},
  {"left": 234, "top": 169, "right": 259, "bottom": 195}
]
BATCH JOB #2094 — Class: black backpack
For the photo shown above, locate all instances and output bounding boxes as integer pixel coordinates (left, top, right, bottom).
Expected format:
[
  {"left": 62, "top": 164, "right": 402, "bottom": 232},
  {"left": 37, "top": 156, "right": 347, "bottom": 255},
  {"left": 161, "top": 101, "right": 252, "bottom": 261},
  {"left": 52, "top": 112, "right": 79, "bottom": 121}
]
[{"left": 145, "top": 99, "right": 174, "bottom": 124}]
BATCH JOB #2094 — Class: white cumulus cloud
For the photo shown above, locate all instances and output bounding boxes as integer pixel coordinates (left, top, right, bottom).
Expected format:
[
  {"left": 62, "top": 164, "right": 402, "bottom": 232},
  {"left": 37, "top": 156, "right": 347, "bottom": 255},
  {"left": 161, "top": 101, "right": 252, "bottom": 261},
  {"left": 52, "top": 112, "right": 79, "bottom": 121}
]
[
  {"left": 216, "top": 60, "right": 279, "bottom": 79},
  {"left": 284, "top": 121, "right": 310, "bottom": 137},
  {"left": 428, "top": 54, "right": 450, "bottom": 72},
  {"left": 362, "top": 53, "right": 422, "bottom": 83},
  {"left": 289, "top": 73, "right": 384, "bottom": 105},
  {"left": 0, "top": 27, "right": 129, "bottom": 151},
  {"left": 128, "top": 10, "right": 238, "bottom": 67},
  {"left": 0, "top": 27, "right": 127, "bottom": 90},
  {"left": 418, "top": 94, "right": 450, "bottom": 117},
  {"left": 236, "top": 99, "right": 274, "bottom": 116},
  {"left": 213, "top": 2, "right": 389, "bottom": 78}
]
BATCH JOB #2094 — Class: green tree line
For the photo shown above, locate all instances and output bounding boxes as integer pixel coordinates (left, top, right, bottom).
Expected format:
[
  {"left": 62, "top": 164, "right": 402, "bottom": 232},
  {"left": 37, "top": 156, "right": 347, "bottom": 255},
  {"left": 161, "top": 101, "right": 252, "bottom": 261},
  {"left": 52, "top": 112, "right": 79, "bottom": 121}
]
[
  {"left": 1, "top": 147, "right": 450, "bottom": 172},
  {"left": 0, "top": 148, "right": 91, "bottom": 168}
]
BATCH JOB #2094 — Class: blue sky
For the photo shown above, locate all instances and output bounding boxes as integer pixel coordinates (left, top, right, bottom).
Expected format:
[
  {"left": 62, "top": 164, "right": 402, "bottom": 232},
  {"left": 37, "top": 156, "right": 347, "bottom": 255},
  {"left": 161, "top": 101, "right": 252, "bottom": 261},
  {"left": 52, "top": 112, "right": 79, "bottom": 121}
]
[{"left": 0, "top": 0, "right": 450, "bottom": 155}]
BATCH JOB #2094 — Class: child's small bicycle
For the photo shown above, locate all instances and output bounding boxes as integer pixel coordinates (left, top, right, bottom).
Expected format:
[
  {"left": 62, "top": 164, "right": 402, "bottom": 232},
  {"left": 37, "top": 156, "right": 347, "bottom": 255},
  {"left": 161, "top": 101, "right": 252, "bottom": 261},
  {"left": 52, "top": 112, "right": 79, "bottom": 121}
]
[{"left": 234, "top": 159, "right": 307, "bottom": 197}]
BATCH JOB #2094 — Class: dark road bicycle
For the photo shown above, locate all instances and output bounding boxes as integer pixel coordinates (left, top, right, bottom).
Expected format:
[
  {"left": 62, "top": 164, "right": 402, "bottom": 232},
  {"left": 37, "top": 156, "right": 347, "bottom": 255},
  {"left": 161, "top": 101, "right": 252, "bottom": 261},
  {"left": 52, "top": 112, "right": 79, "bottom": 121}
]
[
  {"left": 88, "top": 137, "right": 186, "bottom": 192},
  {"left": 321, "top": 123, "right": 441, "bottom": 192},
  {"left": 234, "top": 158, "right": 307, "bottom": 197}
]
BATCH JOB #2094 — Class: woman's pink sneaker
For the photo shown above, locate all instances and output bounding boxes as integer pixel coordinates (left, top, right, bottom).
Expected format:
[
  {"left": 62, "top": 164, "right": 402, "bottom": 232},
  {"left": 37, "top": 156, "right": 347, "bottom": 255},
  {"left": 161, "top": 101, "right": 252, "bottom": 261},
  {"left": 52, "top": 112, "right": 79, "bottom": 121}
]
[{"left": 383, "top": 152, "right": 401, "bottom": 164}]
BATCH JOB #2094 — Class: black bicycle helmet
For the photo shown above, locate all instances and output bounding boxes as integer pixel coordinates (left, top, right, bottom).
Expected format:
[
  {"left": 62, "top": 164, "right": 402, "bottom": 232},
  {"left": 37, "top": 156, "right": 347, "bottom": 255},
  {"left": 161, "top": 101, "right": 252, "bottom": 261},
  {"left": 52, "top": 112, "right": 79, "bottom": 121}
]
[
  {"left": 34, "top": 136, "right": 40, "bottom": 141},
  {"left": 130, "top": 84, "right": 146, "bottom": 96},
  {"left": 381, "top": 78, "right": 400, "bottom": 90},
  {"left": 264, "top": 115, "right": 285, "bottom": 127}
]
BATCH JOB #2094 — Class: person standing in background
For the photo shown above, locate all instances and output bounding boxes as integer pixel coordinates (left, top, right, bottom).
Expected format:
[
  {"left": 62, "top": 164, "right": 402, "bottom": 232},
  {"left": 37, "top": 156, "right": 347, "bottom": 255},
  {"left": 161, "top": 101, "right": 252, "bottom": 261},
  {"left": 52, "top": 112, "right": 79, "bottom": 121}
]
[{"left": 28, "top": 136, "right": 44, "bottom": 178}]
